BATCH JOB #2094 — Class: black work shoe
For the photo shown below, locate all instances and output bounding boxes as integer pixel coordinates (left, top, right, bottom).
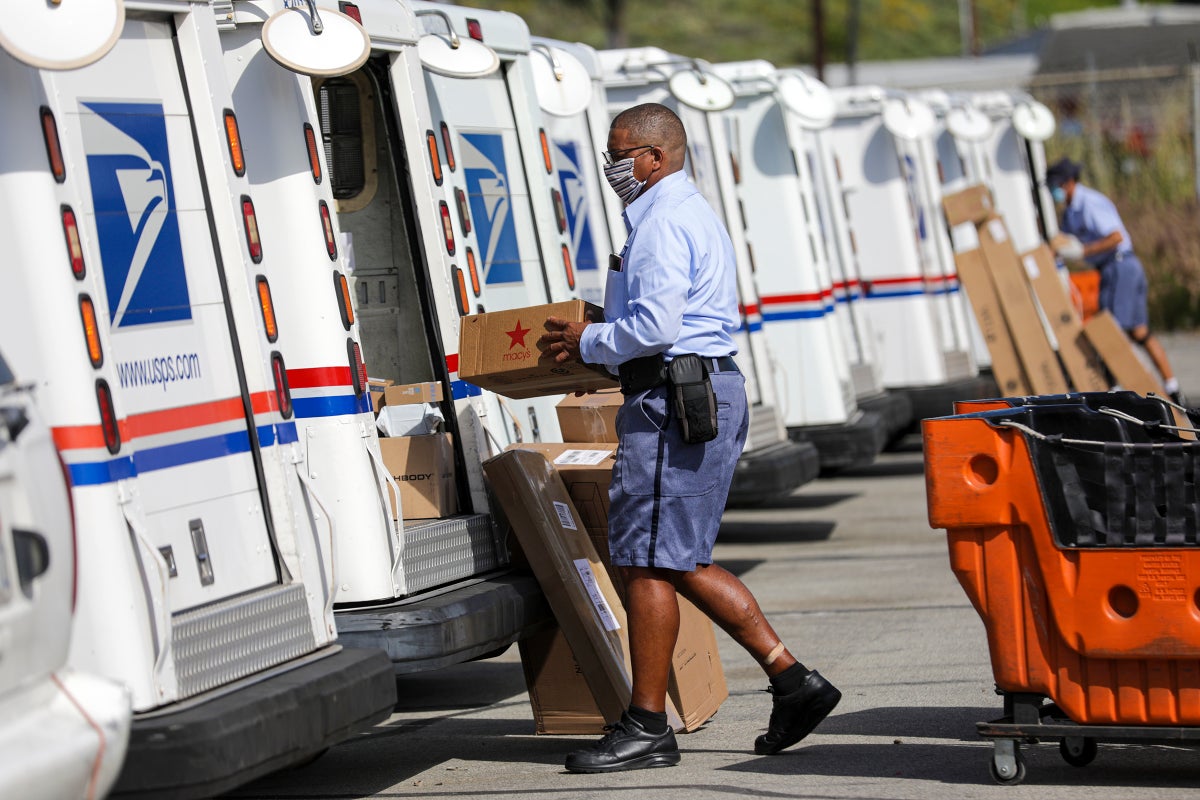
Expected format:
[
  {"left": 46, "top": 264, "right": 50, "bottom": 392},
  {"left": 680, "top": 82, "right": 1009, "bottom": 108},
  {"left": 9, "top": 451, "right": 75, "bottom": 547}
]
[
  {"left": 564, "top": 711, "right": 680, "bottom": 773},
  {"left": 754, "top": 670, "right": 842, "bottom": 755}
]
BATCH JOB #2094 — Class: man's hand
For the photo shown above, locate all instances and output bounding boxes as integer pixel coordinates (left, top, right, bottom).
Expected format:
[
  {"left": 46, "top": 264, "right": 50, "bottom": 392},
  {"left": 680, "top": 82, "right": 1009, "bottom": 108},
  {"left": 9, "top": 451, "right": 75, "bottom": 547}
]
[
  {"left": 1051, "top": 232, "right": 1085, "bottom": 262},
  {"left": 539, "top": 316, "right": 590, "bottom": 364}
]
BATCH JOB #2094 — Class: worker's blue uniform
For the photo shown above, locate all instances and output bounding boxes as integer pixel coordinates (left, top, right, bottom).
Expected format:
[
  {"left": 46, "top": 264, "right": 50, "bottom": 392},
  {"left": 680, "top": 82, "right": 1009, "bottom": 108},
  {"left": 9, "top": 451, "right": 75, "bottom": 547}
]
[
  {"left": 580, "top": 171, "right": 747, "bottom": 572},
  {"left": 1060, "top": 183, "right": 1148, "bottom": 330}
]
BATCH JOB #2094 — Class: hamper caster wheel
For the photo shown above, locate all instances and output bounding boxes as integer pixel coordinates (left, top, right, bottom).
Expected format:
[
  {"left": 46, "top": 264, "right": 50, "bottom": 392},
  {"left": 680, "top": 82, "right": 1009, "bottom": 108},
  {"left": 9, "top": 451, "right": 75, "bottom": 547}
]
[
  {"left": 1059, "top": 736, "right": 1097, "bottom": 767},
  {"left": 989, "top": 739, "right": 1026, "bottom": 785}
]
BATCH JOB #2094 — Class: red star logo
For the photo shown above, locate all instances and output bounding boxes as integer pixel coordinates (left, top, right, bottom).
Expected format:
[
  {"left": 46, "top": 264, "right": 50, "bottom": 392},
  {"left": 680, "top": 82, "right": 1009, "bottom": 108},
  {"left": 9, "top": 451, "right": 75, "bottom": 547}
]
[{"left": 505, "top": 320, "right": 531, "bottom": 349}]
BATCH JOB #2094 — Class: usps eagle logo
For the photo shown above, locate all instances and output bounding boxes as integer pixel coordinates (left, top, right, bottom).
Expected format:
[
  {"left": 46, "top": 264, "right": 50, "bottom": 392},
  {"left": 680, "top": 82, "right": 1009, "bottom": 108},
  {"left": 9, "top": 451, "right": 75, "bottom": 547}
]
[
  {"left": 461, "top": 132, "right": 522, "bottom": 286},
  {"left": 554, "top": 139, "right": 599, "bottom": 274},
  {"left": 81, "top": 101, "right": 190, "bottom": 328}
]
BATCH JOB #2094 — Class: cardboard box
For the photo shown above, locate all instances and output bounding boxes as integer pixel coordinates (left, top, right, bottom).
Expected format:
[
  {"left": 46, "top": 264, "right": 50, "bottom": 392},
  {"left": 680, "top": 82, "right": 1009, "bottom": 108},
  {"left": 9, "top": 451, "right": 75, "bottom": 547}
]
[
  {"left": 505, "top": 442, "right": 727, "bottom": 733},
  {"left": 976, "top": 216, "right": 1070, "bottom": 395},
  {"left": 378, "top": 433, "right": 457, "bottom": 520},
  {"left": 1083, "top": 311, "right": 1164, "bottom": 396},
  {"left": 1019, "top": 246, "right": 1109, "bottom": 392},
  {"left": 384, "top": 381, "right": 444, "bottom": 406},
  {"left": 954, "top": 248, "right": 1030, "bottom": 397},
  {"left": 368, "top": 377, "right": 393, "bottom": 416},
  {"left": 942, "top": 184, "right": 995, "bottom": 227},
  {"left": 556, "top": 389, "right": 624, "bottom": 443},
  {"left": 520, "top": 596, "right": 727, "bottom": 734},
  {"left": 458, "top": 300, "right": 619, "bottom": 399},
  {"left": 483, "top": 449, "right": 633, "bottom": 724}
]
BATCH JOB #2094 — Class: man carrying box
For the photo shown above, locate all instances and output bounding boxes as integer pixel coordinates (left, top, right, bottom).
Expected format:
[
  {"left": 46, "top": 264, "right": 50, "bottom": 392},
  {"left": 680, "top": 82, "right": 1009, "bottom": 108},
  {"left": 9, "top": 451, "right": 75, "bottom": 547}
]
[{"left": 540, "top": 102, "right": 840, "bottom": 773}]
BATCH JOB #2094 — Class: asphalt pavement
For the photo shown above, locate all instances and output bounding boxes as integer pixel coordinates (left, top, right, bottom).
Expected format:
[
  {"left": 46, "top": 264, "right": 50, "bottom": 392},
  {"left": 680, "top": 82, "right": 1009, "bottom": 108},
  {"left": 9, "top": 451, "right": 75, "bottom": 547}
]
[{"left": 228, "top": 334, "right": 1200, "bottom": 800}]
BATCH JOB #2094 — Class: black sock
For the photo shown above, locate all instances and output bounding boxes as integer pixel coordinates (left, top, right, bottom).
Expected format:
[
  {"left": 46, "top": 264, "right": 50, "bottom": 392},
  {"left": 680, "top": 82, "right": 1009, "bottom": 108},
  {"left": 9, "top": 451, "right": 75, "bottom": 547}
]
[
  {"left": 769, "top": 662, "right": 812, "bottom": 695},
  {"left": 627, "top": 704, "right": 669, "bottom": 734}
]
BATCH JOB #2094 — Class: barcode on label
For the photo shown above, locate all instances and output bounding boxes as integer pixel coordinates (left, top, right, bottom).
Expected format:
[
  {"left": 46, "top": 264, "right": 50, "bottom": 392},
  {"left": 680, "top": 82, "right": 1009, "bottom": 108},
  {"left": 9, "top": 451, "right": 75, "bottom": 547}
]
[
  {"left": 552, "top": 449, "right": 613, "bottom": 466},
  {"left": 553, "top": 500, "right": 577, "bottom": 530},
  {"left": 573, "top": 559, "right": 620, "bottom": 631}
]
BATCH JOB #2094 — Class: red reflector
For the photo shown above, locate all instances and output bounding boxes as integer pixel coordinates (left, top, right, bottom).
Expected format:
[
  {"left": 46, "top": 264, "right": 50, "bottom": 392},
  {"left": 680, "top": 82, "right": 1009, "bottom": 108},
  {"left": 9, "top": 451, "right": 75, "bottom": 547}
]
[
  {"left": 441, "top": 122, "right": 456, "bottom": 171},
  {"left": 339, "top": 2, "right": 362, "bottom": 24},
  {"left": 467, "top": 18, "right": 483, "bottom": 41},
  {"left": 271, "top": 352, "right": 293, "bottom": 419},
  {"left": 241, "top": 196, "right": 262, "bottom": 262},
  {"left": 347, "top": 340, "right": 367, "bottom": 396},
  {"left": 96, "top": 379, "right": 120, "bottom": 455},
  {"left": 561, "top": 244, "right": 575, "bottom": 290},
  {"left": 551, "top": 188, "right": 566, "bottom": 233},
  {"left": 439, "top": 200, "right": 456, "bottom": 255},
  {"left": 61, "top": 206, "right": 85, "bottom": 279},
  {"left": 454, "top": 187, "right": 471, "bottom": 235},
  {"left": 41, "top": 107, "right": 65, "bottom": 183},
  {"left": 319, "top": 200, "right": 337, "bottom": 259}
]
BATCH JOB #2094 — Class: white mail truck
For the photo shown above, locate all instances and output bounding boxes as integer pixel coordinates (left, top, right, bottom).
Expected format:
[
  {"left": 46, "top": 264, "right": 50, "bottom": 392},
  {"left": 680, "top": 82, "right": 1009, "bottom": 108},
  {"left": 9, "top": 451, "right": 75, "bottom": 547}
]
[{"left": 0, "top": 2, "right": 397, "bottom": 796}]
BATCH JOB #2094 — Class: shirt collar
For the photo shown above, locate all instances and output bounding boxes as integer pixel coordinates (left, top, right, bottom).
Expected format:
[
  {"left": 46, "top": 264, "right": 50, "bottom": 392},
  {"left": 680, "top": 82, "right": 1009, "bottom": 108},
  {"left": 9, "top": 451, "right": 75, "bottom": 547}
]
[{"left": 622, "top": 170, "right": 687, "bottom": 232}]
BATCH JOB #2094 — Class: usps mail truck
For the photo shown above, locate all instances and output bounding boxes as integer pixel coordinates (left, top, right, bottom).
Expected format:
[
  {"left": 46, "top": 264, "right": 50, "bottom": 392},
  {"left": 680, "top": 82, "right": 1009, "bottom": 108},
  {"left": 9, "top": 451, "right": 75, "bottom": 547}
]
[
  {"left": 529, "top": 36, "right": 615, "bottom": 309},
  {"left": 0, "top": 2, "right": 397, "bottom": 796},
  {"left": 772, "top": 68, "right": 913, "bottom": 445},
  {"left": 599, "top": 47, "right": 820, "bottom": 501},
  {"left": 0, "top": 350, "right": 131, "bottom": 800},
  {"left": 711, "top": 60, "right": 887, "bottom": 470},
  {"left": 825, "top": 86, "right": 987, "bottom": 421},
  {"left": 277, "top": 0, "right": 570, "bottom": 666}
]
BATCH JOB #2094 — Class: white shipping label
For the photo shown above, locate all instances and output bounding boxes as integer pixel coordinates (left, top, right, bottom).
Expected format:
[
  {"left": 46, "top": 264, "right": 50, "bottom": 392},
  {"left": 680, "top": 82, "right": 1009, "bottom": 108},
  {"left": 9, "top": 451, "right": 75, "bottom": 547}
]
[
  {"left": 1022, "top": 254, "right": 1040, "bottom": 280},
  {"left": 987, "top": 218, "right": 1008, "bottom": 244},
  {"left": 573, "top": 559, "right": 620, "bottom": 631},
  {"left": 552, "top": 449, "right": 613, "bottom": 466},
  {"left": 553, "top": 500, "right": 577, "bottom": 530}
]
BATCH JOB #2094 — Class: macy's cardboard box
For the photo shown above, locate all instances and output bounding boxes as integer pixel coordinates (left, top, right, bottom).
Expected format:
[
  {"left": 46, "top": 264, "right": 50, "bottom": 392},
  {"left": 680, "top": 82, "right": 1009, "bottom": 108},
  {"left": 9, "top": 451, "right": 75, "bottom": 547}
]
[
  {"left": 458, "top": 300, "right": 618, "bottom": 399},
  {"left": 556, "top": 388, "right": 623, "bottom": 443},
  {"left": 506, "top": 442, "right": 728, "bottom": 733},
  {"left": 378, "top": 433, "right": 457, "bottom": 520}
]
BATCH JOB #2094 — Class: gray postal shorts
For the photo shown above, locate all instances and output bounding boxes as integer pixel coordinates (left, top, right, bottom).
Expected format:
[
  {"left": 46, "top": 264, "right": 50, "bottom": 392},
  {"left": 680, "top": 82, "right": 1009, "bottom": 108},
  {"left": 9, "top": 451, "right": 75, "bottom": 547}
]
[
  {"left": 607, "top": 370, "right": 749, "bottom": 573},
  {"left": 1099, "top": 253, "right": 1149, "bottom": 331}
]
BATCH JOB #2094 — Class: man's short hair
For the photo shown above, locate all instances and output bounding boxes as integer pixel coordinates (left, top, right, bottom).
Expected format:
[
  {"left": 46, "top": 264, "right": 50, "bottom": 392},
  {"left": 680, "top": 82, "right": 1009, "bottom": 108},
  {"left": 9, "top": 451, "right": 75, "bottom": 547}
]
[
  {"left": 611, "top": 103, "right": 687, "bottom": 154},
  {"left": 1046, "top": 156, "right": 1081, "bottom": 188}
]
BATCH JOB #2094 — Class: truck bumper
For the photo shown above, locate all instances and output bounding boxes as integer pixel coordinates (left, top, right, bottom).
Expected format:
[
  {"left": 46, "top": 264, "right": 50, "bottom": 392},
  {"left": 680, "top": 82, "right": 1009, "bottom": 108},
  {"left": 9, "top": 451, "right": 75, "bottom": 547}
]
[
  {"left": 728, "top": 439, "right": 821, "bottom": 506},
  {"left": 790, "top": 409, "right": 888, "bottom": 472}
]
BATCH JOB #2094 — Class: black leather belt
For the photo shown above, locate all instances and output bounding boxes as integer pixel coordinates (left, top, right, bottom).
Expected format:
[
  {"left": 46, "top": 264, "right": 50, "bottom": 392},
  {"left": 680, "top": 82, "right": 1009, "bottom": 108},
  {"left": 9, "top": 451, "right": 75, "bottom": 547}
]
[{"left": 702, "top": 355, "right": 739, "bottom": 373}]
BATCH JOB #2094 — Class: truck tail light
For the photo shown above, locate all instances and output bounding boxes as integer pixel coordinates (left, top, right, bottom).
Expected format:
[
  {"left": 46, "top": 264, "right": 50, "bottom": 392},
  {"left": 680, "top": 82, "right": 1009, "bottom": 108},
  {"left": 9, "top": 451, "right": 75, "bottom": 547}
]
[
  {"left": 41, "top": 107, "right": 65, "bottom": 183},
  {"left": 453, "top": 267, "right": 469, "bottom": 315},
  {"left": 319, "top": 200, "right": 337, "bottom": 259},
  {"left": 79, "top": 295, "right": 103, "bottom": 367},
  {"left": 427, "top": 130, "right": 443, "bottom": 185},
  {"left": 539, "top": 128, "right": 552, "bottom": 173},
  {"left": 256, "top": 276, "right": 278, "bottom": 342},
  {"left": 454, "top": 187, "right": 471, "bottom": 235},
  {"left": 334, "top": 271, "right": 355, "bottom": 329},
  {"left": 467, "top": 18, "right": 483, "bottom": 41},
  {"left": 339, "top": 2, "right": 362, "bottom": 24},
  {"left": 561, "top": 244, "right": 575, "bottom": 290},
  {"left": 223, "top": 110, "right": 245, "bottom": 177},
  {"left": 441, "top": 122, "right": 455, "bottom": 171},
  {"left": 551, "top": 188, "right": 566, "bottom": 233},
  {"left": 439, "top": 200, "right": 455, "bottom": 255},
  {"left": 304, "top": 123, "right": 322, "bottom": 184},
  {"left": 271, "top": 352, "right": 293, "bottom": 418},
  {"left": 241, "top": 195, "right": 262, "bottom": 262},
  {"left": 96, "top": 379, "right": 120, "bottom": 455},
  {"left": 62, "top": 206, "right": 85, "bottom": 279},
  {"left": 347, "top": 340, "right": 367, "bottom": 396},
  {"left": 466, "top": 248, "right": 480, "bottom": 296}
]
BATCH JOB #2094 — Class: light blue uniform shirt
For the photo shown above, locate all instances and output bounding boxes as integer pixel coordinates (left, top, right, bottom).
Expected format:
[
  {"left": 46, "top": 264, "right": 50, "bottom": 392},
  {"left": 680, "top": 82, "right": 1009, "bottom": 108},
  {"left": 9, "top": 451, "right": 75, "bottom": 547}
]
[
  {"left": 1060, "top": 183, "right": 1134, "bottom": 267},
  {"left": 579, "top": 171, "right": 739, "bottom": 370}
]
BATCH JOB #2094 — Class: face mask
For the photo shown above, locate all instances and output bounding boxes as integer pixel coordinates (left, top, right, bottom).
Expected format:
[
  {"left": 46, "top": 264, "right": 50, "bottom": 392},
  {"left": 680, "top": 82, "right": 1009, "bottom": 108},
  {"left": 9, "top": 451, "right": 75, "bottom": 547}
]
[
  {"left": 604, "top": 157, "right": 646, "bottom": 205},
  {"left": 1051, "top": 186, "right": 1066, "bottom": 204}
]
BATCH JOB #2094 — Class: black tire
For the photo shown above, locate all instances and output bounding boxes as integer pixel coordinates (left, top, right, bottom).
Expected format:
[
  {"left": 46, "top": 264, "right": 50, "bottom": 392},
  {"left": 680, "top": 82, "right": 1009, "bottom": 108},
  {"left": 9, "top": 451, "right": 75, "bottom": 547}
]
[
  {"left": 1059, "top": 737, "right": 1098, "bottom": 768},
  {"left": 989, "top": 751, "right": 1027, "bottom": 785}
]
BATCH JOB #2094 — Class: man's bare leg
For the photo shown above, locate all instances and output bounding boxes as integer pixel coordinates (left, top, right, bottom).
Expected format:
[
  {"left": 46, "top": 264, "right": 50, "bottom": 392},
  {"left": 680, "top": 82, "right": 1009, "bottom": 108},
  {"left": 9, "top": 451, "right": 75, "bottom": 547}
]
[
  {"left": 622, "top": 566, "right": 680, "bottom": 712},
  {"left": 1131, "top": 325, "right": 1179, "bottom": 393}
]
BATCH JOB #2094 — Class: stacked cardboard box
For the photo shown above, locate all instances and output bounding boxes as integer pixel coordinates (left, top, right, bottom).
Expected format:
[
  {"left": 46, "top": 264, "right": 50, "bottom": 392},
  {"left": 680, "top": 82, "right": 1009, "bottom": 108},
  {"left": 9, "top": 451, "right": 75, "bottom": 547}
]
[
  {"left": 942, "top": 185, "right": 1105, "bottom": 396},
  {"left": 504, "top": 442, "right": 728, "bottom": 734},
  {"left": 371, "top": 379, "right": 457, "bottom": 521}
]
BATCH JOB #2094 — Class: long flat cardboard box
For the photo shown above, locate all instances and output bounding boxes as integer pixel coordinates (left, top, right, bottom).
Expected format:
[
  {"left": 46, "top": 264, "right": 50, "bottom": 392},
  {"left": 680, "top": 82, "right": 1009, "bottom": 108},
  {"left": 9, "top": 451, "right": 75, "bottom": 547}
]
[
  {"left": 954, "top": 247, "right": 1029, "bottom": 397},
  {"left": 1019, "top": 246, "right": 1108, "bottom": 392},
  {"left": 977, "top": 217, "right": 1070, "bottom": 395}
]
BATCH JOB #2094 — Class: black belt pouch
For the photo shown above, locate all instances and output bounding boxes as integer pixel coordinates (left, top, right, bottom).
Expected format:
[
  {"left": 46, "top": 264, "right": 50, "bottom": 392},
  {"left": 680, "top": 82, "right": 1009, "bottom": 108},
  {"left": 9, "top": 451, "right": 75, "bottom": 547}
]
[
  {"left": 667, "top": 354, "right": 718, "bottom": 444},
  {"left": 619, "top": 353, "right": 668, "bottom": 395}
]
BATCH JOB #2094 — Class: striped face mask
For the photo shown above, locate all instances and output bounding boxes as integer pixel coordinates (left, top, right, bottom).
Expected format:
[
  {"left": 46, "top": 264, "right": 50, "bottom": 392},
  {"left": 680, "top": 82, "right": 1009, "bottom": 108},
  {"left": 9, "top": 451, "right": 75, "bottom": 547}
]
[{"left": 603, "top": 157, "right": 647, "bottom": 205}]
